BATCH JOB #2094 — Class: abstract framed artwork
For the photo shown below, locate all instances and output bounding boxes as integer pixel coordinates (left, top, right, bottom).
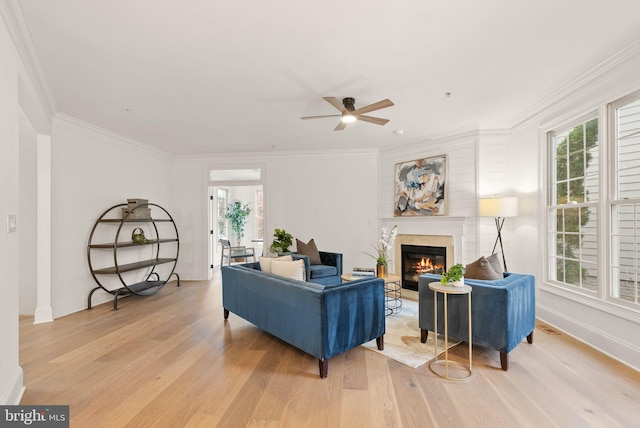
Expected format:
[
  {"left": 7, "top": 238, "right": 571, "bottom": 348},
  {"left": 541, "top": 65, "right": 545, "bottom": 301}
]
[{"left": 394, "top": 155, "right": 447, "bottom": 216}]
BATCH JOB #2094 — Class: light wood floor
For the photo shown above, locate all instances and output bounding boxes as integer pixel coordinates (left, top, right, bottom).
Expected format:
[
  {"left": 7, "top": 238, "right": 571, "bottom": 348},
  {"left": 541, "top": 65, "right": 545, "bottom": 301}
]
[{"left": 19, "top": 271, "right": 640, "bottom": 427}]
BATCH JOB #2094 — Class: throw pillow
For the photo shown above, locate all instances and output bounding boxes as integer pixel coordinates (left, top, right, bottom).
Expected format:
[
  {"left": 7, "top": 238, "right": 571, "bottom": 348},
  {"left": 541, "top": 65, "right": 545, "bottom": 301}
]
[
  {"left": 296, "top": 238, "right": 322, "bottom": 265},
  {"left": 271, "top": 259, "right": 306, "bottom": 281},
  {"left": 465, "top": 256, "right": 502, "bottom": 280},
  {"left": 486, "top": 253, "right": 504, "bottom": 278},
  {"left": 259, "top": 255, "right": 293, "bottom": 273}
]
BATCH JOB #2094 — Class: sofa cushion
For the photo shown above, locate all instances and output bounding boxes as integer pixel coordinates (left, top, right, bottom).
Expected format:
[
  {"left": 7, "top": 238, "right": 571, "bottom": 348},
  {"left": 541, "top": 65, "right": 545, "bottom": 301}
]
[
  {"left": 259, "top": 255, "right": 293, "bottom": 273},
  {"left": 296, "top": 238, "right": 322, "bottom": 265},
  {"left": 486, "top": 253, "right": 504, "bottom": 278},
  {"left": 465, "top": 256, "right": 502, "bottom": 280},
  {"left": 309, "top": 264, "right": 338, "bottom": 279},
  {"left": 271, "top": 259, "right": 305, "bottom": 281}
]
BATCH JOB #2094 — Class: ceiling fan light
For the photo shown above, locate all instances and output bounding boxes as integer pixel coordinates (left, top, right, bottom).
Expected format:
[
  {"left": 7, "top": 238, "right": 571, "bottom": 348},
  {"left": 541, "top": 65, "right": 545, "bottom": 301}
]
[{"left": 341, "top": 113, "right": 356, "bottom": 123}]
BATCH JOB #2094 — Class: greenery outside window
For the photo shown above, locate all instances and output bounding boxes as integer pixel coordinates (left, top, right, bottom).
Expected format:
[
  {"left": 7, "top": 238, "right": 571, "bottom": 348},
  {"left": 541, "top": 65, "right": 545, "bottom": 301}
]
[
  {"left": 548, "top": 115, "right": 599, "bottom": 293},
  {"left": 547, "top": 90, "right": 640, "bottom": 311},
  {"left": 255, "top": 190, "right": 263, "bottom": 239},
  {"left": 217, "top": 188, "right": 229, "bottom": 240}
]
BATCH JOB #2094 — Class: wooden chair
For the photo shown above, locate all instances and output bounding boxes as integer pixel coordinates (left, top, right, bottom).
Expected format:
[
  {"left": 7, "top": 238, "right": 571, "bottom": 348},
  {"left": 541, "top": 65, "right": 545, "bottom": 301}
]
[{"left": 219, "top": 239, "right": 256, "bottom": 266}]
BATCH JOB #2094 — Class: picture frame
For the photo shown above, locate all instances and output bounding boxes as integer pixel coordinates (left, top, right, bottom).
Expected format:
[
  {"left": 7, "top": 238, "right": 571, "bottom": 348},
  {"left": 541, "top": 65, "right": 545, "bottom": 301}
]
[{"left": 394, "top": 155, "right": 447, "bottom": 216}]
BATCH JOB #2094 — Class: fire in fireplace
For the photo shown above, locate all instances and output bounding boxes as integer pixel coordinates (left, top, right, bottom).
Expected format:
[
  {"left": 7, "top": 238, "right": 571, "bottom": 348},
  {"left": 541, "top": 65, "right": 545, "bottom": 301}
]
[{"left": 401, "top": 244, "right": 446, "bottom": 291}]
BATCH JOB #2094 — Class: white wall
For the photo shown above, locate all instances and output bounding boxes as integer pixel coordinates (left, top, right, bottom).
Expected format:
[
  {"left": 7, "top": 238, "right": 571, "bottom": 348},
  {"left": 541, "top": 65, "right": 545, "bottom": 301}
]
[
  {"left": 18, "top": 114, "right": 38, "bottom": 314},
  {"left": 0, "top": 9, "right": 24, "bottom": 405},
  {"left": 50, "top": 115, "right": 172, "bottom": 317},
  {"left": 510, "top": 41, "right": 640, "bottom": 370},
  {"left": 378, "top": 133, "right": 481, "bottom": 268},
  {"left": 171, "top": 150, "right": 380, "bottom": 279}
]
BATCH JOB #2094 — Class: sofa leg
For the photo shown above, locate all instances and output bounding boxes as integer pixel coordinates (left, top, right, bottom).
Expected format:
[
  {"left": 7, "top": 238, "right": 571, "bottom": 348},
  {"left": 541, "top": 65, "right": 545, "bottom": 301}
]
[
  {"left": 376, "top": 335, "right": 384, "bottom": 351},
  {"left": 500, "top": 352, "right": 509, "bottom": 371},
  {"left": 421, "top": 329, "right": 428, "bottom": 343},
  {"left": 223, "top": 308, "right": 229, "bottom": 320},
  {"left": 527, "top": 331, "right": 533, "bottom": 344},
  {"left": 319, "top": 359, "right": 328, "bottom": 378}
]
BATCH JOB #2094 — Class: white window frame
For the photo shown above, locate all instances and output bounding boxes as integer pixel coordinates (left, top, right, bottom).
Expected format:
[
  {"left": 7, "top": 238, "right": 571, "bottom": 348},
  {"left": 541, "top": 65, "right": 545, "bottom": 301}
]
[
  {"left": 544, "top": 91, "right": 640, "bottom": 316},
  {"left": 608, "top": 90, "right": 640, "bottom": 310},
  {"left": 546, "top": 112, "right": 600, "bottom": 296}
]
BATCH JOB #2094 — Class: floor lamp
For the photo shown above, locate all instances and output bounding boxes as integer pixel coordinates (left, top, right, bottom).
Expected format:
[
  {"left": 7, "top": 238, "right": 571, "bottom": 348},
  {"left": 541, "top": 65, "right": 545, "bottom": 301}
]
[{"left": 479, "top": 197, "right": 518, "bottom": 272}]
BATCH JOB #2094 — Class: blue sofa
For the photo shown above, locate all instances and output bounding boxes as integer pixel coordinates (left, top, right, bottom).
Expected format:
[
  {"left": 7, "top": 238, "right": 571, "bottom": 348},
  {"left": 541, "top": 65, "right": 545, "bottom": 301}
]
[
  {"left": 418, "top": 272, "right": 535, "bottom": 370},
  {"left": 283, "top": 251, "right": 343, "bottom": 285},
  {"left": 221, "top": 262, "right": 385, "bottom": 378}
]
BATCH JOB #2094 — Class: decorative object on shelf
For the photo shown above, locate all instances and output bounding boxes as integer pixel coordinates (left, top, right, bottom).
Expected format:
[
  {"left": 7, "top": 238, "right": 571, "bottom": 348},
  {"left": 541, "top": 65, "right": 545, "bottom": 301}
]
[
  {"left": 269, "top": 228, "right": 293, "bottom": 254},
  {"left": 394, "top": 155, "right": 447, "bottom": 216},
  {"left": 365, "top": 224, "right": 398, "bottom": 278},
  {"left": 224, "top": 200, "right": 251, "bottom": 246},
  {"left": 131, "top": 227, "right": 148, "bottom": 244},
  {"left": 121, "top": 198, "right": 151, "bottom": 219},
  {"left": 479, "top": 196, "right": 518, "bottom": 271},
  {"left": 440, "top": 263, "right": 465, "bottom": 287}
]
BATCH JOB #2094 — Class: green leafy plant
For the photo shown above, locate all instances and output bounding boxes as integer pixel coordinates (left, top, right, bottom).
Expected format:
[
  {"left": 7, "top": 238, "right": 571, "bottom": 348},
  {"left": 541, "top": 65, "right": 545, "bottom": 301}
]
[
  {"left": 554, "top": 119, "right": 596, "bottom": 285},
  {"left": 269, "top": 228, "right": 293, "bottom": 254},
  {"left": 364, "top": 224, "right": 398, "bottom": 266},
  {"left": 441, "top": 263, "right": 465, "bottom": 285},
  {"left": 225, "top": 200, "right": 251, "bottom": 246}
]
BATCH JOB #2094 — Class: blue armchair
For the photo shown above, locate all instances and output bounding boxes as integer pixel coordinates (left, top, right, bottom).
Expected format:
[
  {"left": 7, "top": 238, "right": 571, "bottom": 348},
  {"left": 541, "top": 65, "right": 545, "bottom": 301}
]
[
  {"left": 418, "top": 272, "right": 536, "bottom": 371},
  {"left": 287, "top": 251, "right": 343, "bottom": 285}
]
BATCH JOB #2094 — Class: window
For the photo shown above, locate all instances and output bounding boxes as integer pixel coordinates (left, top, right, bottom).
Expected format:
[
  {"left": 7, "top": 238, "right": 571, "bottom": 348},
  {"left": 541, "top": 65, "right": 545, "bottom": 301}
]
[
  {"left": 217, "top": 188, "right": 229, "bottom": 239},
  {"left": 610, "top": 95, "right": 640, "bottom": 305},
  {"left": 255, "top": 190, "right": 263, "bottom": 239},
  {"left": 547, "top": 91, "right": 640, "bottom": 310},
  {"left": 548, "top": 116, "right": 599, "bottom": 292}
]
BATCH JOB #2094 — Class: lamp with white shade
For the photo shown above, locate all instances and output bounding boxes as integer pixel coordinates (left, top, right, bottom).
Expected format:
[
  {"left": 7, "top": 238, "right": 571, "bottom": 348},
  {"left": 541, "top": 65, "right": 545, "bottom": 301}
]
[{"left": 479, "top": 197, "right": 518, "bottom": 272}]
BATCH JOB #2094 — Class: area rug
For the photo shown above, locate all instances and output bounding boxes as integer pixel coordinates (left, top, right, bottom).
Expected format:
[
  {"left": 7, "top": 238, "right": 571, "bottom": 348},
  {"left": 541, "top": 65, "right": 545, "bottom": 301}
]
[{"left": 361, "top": 298, "right": 459, "bottom": 368}]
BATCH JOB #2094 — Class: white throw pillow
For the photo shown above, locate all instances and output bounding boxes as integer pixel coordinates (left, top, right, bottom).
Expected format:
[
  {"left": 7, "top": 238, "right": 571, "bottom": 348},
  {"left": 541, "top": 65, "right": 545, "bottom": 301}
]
[
  {"left": 259, "top": 255, "right": 293, "bottom": 273},
  {"left": 270, "top": 259, "right": 305, "bottom": 281}
]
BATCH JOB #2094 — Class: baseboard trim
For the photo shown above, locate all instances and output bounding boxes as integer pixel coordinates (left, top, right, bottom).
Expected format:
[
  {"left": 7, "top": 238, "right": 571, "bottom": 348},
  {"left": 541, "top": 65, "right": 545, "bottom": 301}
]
[
  {"left": 537, "top": 304, "right": 640, "bottom": 372},
  {"left": 34, "top": 306, "right": 53, "bottom": 324},
  {"left": 0, "top": 366, "right": 25, "bottom": 405}
]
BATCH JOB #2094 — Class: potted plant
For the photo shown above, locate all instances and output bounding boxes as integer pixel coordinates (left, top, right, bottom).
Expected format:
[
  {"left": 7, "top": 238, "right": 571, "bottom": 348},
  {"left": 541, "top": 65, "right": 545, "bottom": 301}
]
[
  {"left": 365, "top": 224, "right": 398, "bottom": 278},
  {"left": 269, "top": 228, "right": 293, "bottom": 254},
  {"left": 225, "top": 200, "right": 252, "bottom": 246},
  {"left": 441, "top": 263, "right": 465, "bottom": 287}
]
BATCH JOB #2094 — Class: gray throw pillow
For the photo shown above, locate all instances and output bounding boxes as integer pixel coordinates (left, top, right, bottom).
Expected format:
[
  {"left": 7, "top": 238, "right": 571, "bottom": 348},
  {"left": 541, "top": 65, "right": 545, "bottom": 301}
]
[
  {"left": 486, "top": 253, "right": 505, "bottom": 278},
  {"left": 465, "top": 256, "right": 502, "bottom": 280}
]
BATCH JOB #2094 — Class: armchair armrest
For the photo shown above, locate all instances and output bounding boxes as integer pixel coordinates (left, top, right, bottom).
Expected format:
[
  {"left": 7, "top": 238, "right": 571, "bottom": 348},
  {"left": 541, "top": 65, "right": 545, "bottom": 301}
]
[{"left": 319, "top": 251, "right": 343, "bottom": 275}]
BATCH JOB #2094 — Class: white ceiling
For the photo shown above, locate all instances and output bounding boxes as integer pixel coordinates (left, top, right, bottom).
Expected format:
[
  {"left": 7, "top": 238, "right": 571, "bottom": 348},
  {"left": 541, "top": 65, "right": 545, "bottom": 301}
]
[{"left": 16, "top": 0, "right": 640, "bottom": 155}]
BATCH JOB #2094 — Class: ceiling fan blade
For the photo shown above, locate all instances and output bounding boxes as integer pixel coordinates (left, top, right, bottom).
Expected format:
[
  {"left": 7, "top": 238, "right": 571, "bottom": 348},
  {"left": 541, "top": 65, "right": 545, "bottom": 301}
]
[
  {"left": 300, "top": 114, "right": 341, "bottom": 120},
  {"left": 334, "top": 121, "right": 348, "bottom": 131},
  {"left": 352, "top": 99, "right": 394, "bottom": 115},
  {"left": 323, "top": 97, "right": 346, "bottom": 112},
  {"left": 356, "top": 115, "right": 389, "bottom": 126}
]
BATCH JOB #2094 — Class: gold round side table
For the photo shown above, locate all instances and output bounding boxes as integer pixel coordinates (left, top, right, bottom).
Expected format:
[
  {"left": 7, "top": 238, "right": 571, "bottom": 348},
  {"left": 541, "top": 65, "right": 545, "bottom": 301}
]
[{"left": 428, "top": 281, "right": 472, "bottom": 381}]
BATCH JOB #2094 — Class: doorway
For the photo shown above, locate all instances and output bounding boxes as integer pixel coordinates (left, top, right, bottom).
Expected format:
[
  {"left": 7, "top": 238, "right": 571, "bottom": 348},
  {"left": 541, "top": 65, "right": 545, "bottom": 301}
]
[{"left": 208, "top": 168, "right": 264, "bottom": 274}]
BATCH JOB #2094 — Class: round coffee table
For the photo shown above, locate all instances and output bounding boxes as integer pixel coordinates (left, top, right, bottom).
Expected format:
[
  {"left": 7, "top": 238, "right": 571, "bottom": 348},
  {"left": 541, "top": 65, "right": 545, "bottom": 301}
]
[{"left": 341, "top": 273, "right": 402, "bottom": 316}]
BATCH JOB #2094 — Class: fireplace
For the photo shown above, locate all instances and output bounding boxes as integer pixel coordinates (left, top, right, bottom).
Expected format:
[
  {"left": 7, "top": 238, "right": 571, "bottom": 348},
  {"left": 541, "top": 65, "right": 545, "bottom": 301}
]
[{"left": 401, "top": 244, "right": 446, "bottom": 291}]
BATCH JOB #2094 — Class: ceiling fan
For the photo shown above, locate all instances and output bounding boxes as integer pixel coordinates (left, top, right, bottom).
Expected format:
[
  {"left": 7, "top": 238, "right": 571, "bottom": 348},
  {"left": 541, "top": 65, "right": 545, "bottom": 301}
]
[{"left": 301, "top": 97, "right": 394, "bottom": 131}]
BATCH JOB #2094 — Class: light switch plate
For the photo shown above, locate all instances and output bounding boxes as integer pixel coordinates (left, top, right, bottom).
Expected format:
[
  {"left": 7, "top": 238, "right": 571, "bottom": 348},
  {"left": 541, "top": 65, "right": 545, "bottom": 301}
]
[{"left": 7, "top": 213, "right": 17, "bottom": 233}]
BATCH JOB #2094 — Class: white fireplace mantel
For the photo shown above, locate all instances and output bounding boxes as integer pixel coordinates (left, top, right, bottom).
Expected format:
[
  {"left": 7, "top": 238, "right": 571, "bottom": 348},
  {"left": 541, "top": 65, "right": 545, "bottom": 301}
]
[{"left": 381, "top": 216, "right": 470, "bottom": 274}]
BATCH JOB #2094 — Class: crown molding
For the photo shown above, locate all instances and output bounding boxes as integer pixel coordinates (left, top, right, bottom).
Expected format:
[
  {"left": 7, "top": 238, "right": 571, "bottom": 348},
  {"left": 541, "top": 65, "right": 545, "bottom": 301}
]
[
  {"left": 172, "top": 147, "right": 380, "bottom": 162},
  {"left": 52, "top": 113, "right": 172, "bottom": 160},
  {"left": 510, "top": 37, "right": 640, "bottom": 132},
  {"left": 0, "top": 0, "right": 56, "bottom": 119}
]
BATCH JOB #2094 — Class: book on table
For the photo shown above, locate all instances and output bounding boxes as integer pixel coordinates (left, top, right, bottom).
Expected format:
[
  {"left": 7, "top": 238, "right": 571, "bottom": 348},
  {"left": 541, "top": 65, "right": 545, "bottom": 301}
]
[{"left": 352, "top": 267, "right": 375, "bottom": 276}]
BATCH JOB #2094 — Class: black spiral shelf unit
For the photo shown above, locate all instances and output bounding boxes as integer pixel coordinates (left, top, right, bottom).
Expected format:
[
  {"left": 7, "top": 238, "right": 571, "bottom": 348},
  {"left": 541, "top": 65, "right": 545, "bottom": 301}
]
[{"left": 87, "top": 203, "right": 180, "bottom": 310}]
